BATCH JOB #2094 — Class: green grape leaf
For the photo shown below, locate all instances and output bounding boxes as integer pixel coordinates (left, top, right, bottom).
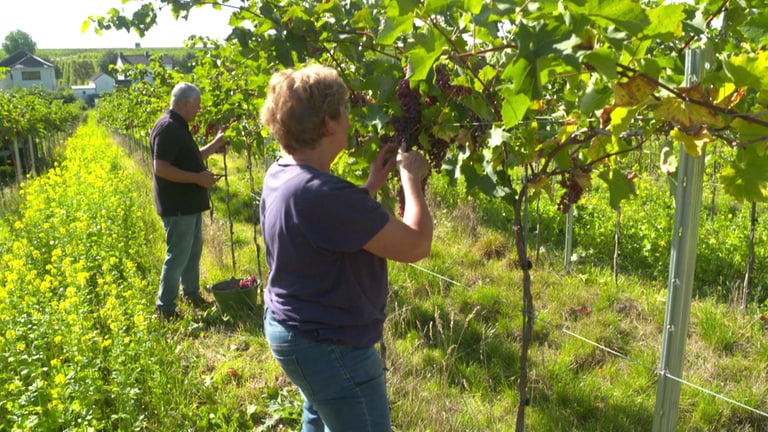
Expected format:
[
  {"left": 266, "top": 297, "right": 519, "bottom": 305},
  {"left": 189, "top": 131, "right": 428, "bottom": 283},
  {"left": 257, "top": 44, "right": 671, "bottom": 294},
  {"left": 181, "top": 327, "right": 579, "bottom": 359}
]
[
  {"left": 379, "top": 14, "right": 414, "bottom": 45},
  {"left": 720, "top": 145, "right": 768, "bottom": 203},
  {"left": 424, "top": 0, "right": 457, "bottom": 15},
  {"left": 460, "top": 158, "right": 497, "bottom": 197},
  {"left": 723, "top": 52, "right": 768, "bottom": 89},
  {"left": 501, "top": 89, "right": 531, "bottom": 129},
  {"left": 406, "top": 47, "right": 442, "bottom": 82},
  {"left": 641, "top": 3, "right": 685, "bottom": 41},
  {"left": 588, "top": 134, "right": 610, "bottom": 161},
  {"left": 739, "top": 12, "right": 768, "bottom": 45},
  {"left": 570, "top": 0, "right": 650, "bottom": 36},
  {"left": 582, "top": 48, "right": 617, "bottom": 80},
  {"left": 580, "top": 85, "right": 612, "bottom": 114},
  {"left": 502, "top": 57, "right": 535, "bottom": 96},
  {"left": 463, "top": 0, "right": 484, "bottom": 14},
  {"left": 731, "top": 118, "right": 768, "bottom": 148},
  {"left": 597, "top": 167, "right": 637, "bottom": 209}
]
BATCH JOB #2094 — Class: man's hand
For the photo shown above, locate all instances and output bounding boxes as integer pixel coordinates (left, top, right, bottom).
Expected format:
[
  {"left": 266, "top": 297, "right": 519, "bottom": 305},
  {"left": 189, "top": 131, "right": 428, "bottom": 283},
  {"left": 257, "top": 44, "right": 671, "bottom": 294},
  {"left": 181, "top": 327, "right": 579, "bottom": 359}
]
[{"left": 197, "top": 170, "right": 220, "bottom": 188}]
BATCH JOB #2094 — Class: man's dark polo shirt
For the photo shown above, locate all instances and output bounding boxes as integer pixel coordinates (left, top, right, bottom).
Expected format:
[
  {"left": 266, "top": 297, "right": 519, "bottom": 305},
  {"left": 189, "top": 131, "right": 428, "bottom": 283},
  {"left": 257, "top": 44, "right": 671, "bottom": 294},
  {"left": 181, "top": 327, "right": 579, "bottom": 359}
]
[{"left": 150, "top": 109, "right": 210, "bottom": 216}]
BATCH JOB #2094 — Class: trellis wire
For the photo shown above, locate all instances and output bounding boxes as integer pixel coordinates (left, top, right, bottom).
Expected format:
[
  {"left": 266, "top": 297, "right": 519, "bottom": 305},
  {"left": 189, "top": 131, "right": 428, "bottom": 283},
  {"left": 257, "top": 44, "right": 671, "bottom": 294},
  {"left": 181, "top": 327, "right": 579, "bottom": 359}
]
[{"left": 404, "top": 262, "right": 768, "bottom": 421}]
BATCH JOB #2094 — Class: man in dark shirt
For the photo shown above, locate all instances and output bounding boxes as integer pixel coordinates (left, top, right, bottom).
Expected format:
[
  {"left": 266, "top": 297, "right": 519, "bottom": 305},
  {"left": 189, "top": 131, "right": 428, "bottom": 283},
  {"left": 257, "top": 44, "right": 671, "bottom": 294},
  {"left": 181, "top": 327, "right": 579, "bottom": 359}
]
[{"left": 150, "top": 82, "right": 227, "bottom": 319}]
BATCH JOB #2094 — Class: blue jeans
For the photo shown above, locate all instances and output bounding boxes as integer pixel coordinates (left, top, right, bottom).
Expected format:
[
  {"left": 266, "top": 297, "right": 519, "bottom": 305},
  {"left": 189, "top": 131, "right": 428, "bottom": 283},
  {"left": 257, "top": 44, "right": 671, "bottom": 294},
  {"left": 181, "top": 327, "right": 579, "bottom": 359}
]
[
  {"left": 264, "top": 309, "right": 391, "bottom": 432},
  {"left": 156, "top": 213, "right": 204, "bottom": 311}
]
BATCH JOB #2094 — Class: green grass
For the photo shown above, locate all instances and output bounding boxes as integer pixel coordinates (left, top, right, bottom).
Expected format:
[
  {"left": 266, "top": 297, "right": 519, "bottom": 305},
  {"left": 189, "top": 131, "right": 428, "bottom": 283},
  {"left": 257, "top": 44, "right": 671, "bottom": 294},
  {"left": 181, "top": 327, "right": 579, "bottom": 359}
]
[{"left": 3, "top": 124, "right": 768, "bottom": 430}]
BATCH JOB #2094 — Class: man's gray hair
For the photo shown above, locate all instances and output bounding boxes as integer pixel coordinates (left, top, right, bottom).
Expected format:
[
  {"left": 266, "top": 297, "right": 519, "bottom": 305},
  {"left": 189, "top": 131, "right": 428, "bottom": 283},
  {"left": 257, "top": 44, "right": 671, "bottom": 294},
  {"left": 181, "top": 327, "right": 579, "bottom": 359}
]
[{"left": 170, "top": 82, "right": 201, "bottom": 108}]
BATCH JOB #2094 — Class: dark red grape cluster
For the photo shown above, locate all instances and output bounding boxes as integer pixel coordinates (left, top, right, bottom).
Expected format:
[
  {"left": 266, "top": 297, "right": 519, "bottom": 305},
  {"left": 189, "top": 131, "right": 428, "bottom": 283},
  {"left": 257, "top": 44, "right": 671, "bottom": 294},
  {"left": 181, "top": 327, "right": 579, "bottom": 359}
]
[
  {"left": 435, "top": 63, "right": 471, "bottom": 98},
  {"left": 556, "top": 162, "right": 592, "bottom": 214},
  {"left": 391, "top": 79, "right": 422, "bottom": 150},
  {"left": 350, "top": 91, "right": 372, "bottom": 108},
  {"left": 239, "top": 275, "right": 258, "bottom": 289},
  {"left": 389, "top": 75, "right": 461, "bottom": 217},
  {"left": 435, "top": 64, "right": 451, "bottom": 90},
  {"left": 425, "top": 137, "right": 450, "bottom": 170}
]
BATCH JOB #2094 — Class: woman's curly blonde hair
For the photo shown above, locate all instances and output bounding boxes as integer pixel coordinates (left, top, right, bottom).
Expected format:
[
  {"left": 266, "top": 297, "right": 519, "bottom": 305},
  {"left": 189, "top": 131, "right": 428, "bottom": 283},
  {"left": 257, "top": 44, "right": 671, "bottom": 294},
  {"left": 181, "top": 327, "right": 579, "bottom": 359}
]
[{"left": 260, "top": 64, "right": 349, "bottom": 154}]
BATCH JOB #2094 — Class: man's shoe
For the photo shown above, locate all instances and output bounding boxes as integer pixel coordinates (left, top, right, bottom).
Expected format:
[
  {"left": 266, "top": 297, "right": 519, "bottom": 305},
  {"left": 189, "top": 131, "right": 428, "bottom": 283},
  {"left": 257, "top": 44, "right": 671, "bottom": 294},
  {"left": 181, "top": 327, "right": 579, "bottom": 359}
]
[
  {"left": 155, "top": 306, "right": 182, "bottom": 321},
  {"left": 188, "top": 296, "right": 213, "bottom": 310}
]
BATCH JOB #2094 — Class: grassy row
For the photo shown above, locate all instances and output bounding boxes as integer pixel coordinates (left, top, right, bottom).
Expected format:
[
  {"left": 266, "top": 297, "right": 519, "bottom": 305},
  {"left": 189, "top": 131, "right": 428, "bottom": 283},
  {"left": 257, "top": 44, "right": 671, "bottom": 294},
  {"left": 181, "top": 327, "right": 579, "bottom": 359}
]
[{"left": 0, "top": 120, "right": 286, "bottom": 431}]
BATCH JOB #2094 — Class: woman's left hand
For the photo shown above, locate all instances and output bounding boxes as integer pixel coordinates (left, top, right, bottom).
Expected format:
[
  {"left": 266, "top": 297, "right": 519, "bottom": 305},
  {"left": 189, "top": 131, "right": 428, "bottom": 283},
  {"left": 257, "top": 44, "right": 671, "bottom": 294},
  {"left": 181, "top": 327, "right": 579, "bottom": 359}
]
[{"left": 364, "top": 142, "right": 398, "bottom": 196}]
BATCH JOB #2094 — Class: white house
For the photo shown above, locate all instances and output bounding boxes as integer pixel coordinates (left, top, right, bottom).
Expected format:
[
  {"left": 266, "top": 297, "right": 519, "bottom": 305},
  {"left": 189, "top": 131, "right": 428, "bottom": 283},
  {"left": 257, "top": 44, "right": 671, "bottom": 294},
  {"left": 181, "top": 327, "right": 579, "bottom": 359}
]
[
  {"left": 0, "top": 50, "right": 57, "bottom": 91},
  {"left": 72, "top": 72, "right": 116, "bottom": 105},
  {"left": 115, "top": 51, "right": 173, "bottom": 84}
]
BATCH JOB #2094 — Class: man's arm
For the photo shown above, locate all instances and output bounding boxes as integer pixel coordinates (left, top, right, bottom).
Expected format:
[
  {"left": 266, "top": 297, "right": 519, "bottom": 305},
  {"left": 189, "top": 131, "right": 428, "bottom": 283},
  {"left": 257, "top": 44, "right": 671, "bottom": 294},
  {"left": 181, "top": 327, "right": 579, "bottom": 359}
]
[{"left": 200, "top": 130, "right": 227, "bottom": 159}]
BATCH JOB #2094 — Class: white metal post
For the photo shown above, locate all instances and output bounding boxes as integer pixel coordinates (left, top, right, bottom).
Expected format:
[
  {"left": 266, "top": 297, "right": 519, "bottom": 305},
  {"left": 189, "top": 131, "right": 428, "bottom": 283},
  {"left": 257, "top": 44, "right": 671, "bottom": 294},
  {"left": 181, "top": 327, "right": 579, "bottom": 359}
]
[
  {"left": 12, "top": 136, "right": 23, "bottom": 183},
  {"left": 564, "top": 207, "right": 573, "bottom": 271},
  {"left": 653, "top": 49, "right": 707, "bottom": 431}
]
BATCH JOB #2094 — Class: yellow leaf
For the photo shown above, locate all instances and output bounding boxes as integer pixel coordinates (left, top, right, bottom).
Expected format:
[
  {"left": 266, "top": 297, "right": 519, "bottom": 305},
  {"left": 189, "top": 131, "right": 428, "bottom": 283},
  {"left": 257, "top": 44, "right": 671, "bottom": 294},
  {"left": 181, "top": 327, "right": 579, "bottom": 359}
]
[
  {"left": 671, "top": 127, "right": 713, "bottom": 157},
  {"left": 528, "top": 174, "right": 549, "bottom": 191},
  {"left": 714, "top": 86, "right": 746, "bottom": 109},
  {"left": 653, "top": 91, "right": 721, "bottom": 130},
  {"left": 612, "top": 75, "right": 658, "bottom": 107}
]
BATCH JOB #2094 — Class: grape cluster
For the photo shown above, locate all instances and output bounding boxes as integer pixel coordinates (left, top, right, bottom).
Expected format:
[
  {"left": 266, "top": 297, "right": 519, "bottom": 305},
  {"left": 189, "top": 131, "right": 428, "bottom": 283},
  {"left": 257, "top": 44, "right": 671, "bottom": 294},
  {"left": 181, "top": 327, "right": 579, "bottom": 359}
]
[
  {"left": 390, "top": 76, "right": 460, "bottom": 217},
  {"left": 394, "top": 177, "right": 429, "bottom": 218},
  {"left": 425, "top": 137, "right": 451, "bottom": 170},
  {"left": 205, "top": 121, "right": 218, "bottom": 139},
  {"left": 556, "top": 162, "right": 592, "bottom": 214},
  {"left": 391, "top": 79, "right": 422, "bottom": 150},
  {"left": 434, "top": 63, "right": 472, "bottom": 98},
  {"left": 350, "top": 91, "right": 372, "bottom": 108},
  {"left": 467, "top": 114, "right": 490, "bottom": 152},
  {"left": 435, "top": 64, "right": 451, "bottom": 90},
  {"left": 239, "top": 275, "right": 258, "bottom": 289}
]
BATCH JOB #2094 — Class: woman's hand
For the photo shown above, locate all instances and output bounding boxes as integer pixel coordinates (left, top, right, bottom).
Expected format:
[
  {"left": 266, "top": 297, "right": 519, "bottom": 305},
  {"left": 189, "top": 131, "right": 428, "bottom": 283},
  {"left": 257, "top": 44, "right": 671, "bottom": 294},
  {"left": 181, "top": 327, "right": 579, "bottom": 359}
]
[
  {"left": 397, "top": 146, "right": 430, "bottom": 184},
  {"left": 363, "top": 142, "right": 398, "bottom": 196}
]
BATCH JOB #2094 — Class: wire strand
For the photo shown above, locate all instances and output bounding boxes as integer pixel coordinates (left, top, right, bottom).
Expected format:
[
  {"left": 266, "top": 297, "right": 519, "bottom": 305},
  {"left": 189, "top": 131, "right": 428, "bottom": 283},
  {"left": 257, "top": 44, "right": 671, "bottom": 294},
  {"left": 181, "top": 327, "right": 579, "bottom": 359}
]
[
  {"left": 404, "top": 262, "right": 768, "bottom": 420},
  {"left": 523, "top": 310, "right": 657, "bottom": 373},
  {"left": 663, "top": 372, "right": 768, "bottom": 419}
]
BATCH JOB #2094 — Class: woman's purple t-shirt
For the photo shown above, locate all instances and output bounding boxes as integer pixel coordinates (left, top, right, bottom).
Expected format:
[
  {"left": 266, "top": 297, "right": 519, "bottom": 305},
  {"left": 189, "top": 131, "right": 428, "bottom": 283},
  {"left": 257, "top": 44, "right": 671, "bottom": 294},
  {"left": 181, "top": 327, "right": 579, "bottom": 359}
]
[{"left": 260, "top": 161, "right": 391, "bottom": 346}]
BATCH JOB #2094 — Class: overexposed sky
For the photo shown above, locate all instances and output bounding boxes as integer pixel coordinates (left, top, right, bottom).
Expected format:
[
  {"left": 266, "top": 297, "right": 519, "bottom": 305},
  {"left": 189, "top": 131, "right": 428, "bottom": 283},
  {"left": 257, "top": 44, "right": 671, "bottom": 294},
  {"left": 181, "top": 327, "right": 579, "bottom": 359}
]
[{"left": 0, "top": 0, "right": 233, "bottom": 49}]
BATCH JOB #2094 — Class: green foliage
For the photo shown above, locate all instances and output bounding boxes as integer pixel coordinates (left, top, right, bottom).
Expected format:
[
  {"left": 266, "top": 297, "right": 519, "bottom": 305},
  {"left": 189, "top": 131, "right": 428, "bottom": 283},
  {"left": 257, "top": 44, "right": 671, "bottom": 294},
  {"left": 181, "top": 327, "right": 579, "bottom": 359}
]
[
  {"left": 2, "top": 29, "right": 36, "bottom": 55},
  {"left": 0, "top": 87, "right": 81, "bottom": 143},
  {"left": 97, "top": 50, "right": 118, "bottom": 75}
]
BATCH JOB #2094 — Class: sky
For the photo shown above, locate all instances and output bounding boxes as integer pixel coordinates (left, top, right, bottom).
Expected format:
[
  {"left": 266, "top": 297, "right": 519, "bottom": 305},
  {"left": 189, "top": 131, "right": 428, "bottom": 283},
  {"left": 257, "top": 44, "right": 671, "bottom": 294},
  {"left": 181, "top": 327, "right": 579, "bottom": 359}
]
[{"left": 0, "top": 0, "right": 233, "bottom": 49}]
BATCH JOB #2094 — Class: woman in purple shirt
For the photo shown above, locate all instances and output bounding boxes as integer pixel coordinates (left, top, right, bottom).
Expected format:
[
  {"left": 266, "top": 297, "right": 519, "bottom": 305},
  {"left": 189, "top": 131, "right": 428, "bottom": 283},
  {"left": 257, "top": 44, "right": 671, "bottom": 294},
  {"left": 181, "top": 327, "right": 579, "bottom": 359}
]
[{"left": 259, "top": 64, "right": 433, "bottom": 431}]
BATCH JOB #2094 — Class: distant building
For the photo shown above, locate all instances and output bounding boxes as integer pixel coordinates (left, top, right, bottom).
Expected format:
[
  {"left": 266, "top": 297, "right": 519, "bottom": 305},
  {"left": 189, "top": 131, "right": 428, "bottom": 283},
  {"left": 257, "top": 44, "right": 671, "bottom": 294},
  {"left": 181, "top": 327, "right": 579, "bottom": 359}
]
[
  {"left": 115, "top": 51, "right": 173, "bottom": 84},
  {"left": 72, "top": 72, "right": 116, "bottom": 106},
  {"left": 0, "top": 50, "right": 57, "bottom": 91}
]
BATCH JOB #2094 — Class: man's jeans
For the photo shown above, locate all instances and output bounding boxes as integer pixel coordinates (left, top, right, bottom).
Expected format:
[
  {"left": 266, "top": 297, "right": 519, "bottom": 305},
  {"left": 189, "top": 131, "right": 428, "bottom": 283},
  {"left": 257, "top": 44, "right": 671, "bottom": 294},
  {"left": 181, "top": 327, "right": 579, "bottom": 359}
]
[
  {"left": 156, "top": 213, "right": 203, "bottom": 311},
  {"left": 264, "top": 308, "right": 391, "bottom": 432}
]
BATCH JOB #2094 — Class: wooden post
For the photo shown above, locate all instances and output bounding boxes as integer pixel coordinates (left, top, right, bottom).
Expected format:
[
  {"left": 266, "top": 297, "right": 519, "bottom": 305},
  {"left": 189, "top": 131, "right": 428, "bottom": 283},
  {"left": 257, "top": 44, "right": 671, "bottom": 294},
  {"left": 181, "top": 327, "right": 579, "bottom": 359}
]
[{"left": 652, "top": 49, "right": 707, "bottom": 432}]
